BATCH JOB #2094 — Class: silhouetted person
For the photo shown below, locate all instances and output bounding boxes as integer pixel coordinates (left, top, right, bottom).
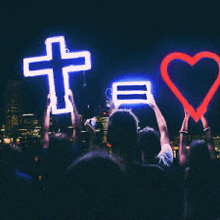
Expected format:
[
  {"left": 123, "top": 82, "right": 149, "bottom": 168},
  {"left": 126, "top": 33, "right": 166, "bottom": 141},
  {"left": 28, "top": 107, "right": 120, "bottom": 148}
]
[
  {"left": 106, "top": 107, "right": 169, "bottom": 219},
  {"left": 55, "top": 151, "right": 130, "bottom": 220},
  {"left": 40, "top": 90, "right": 82, "bottom": 184},
  {"left": 179, "top": 111, "right": 220, "bottom": 219},
  {"left": 135, "top": 94, "right": 176, "bottom": 219},
  {"left": 36, "top": 90, "right": 83, "bottom": 219},
  {"left": 137, "top": 93, "right": 173, "bottom": 167},
  {"left": 107, "top": 109, "right": 138, "bottom": 170}
]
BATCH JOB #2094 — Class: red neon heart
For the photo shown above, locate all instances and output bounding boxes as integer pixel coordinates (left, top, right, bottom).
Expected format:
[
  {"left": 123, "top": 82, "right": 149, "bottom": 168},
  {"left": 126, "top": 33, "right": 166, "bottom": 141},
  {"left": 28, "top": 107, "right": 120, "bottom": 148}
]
[{"left": 160, "top": 51, "right": 220, "bottom": 122}]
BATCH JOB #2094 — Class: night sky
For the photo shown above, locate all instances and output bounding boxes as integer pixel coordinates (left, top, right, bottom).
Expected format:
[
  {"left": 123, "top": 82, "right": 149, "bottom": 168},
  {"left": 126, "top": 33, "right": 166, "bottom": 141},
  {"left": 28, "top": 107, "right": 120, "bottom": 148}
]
[{"left": 1, "top": 1, "right": 220, "bottom": 138}]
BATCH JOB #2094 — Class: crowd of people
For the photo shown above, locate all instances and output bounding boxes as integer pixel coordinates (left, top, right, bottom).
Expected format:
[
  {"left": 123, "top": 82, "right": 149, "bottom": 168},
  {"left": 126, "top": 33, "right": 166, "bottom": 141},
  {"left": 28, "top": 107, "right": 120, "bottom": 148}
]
[{"left": 1, "top": 89, "right": 220, "bottom": 220}]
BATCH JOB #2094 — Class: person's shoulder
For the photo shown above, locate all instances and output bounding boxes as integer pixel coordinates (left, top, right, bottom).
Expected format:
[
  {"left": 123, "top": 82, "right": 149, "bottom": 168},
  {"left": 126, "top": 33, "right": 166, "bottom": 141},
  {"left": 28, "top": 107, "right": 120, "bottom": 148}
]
[
  {"left": 209, "top": 159, "right": 220, "bottom": 178},
  {"left": 128, "top": 163, "right": 165, "bottom": 179},
  {"left": 211, "top": 158, "right": 220, "bottom": 166},
  {"left": 142, "top": 163, "right": 164, "bottom": 172},
  {"left": 125, "top": 163, "right": 166, "bottom": 192}
]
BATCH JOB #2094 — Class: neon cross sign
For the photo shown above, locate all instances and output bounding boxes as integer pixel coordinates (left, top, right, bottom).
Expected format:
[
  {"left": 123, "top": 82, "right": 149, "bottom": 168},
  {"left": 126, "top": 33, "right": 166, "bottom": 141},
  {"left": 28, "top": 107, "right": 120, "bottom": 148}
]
[
  {"left": 23, "top": 36, "right": 91, "bottom": 114},
  {"left": 112, "top": 81, "right": 151, "bottom": 108}
]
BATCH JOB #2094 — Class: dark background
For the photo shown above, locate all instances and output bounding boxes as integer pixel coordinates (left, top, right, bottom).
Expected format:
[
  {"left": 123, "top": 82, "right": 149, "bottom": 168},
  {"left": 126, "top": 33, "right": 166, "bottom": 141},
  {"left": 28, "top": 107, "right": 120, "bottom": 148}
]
[{"left": 1, "top": 0, "right": 220, "bottom": 139}]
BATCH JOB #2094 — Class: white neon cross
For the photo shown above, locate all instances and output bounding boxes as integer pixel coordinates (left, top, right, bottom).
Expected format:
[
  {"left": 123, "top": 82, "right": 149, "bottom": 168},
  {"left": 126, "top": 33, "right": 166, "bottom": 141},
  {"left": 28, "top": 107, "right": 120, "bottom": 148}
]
[
  {"left": 23, "top": 36, "right": 91, "bottom": 114},
  {"left": 112, "top": 81, "right": 151, "bottom": 108}
]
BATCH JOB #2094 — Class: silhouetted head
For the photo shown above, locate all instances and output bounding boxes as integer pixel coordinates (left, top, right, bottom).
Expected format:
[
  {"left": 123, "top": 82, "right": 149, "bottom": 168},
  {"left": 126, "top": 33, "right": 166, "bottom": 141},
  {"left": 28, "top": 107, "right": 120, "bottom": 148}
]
[
  {"left": 45, "top": 133, "right": 75, "bottom": 175},
  {"left": 107, "top": 110, "right": 139, "bottom": 163},
  {"left": 188, "top": 140, "right": 211, "bottom": 169},
  {"left": 61, "top": 151, "right": 127, "bottom": 219},
  {"left": 67, "top": 150, "right": 123, "bottom": 177},
  {"left": 49, "top": 131, "right": 70, "bottom": 149},
  {"left": 137, "top": 126, "right": 161, "bottom": 160}
]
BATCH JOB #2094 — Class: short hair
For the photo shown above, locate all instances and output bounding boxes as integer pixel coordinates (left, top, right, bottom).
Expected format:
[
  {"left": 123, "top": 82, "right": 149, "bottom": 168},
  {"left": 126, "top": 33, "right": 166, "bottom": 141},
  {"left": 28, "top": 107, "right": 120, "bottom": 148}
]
[
  {"left": 137, "top": 126, "right": 161, "bottom": 159},
  {"left": 45, "top": 134, "right": 75, "bottom": 176},
  {"left": 106, "top": 110, "right": 139, "bottom": 158},
  {"left": 188, "top": 140, "right": 211, "bottom": 169},
  {"left": 68, "top": 150, "right": 123, "bottom": 172},
  {"left": 60, "top": 151, "right": 127, "bottom": 219},
  {"left": 49, "top": 133, "right": 69, "bottom": 147}
]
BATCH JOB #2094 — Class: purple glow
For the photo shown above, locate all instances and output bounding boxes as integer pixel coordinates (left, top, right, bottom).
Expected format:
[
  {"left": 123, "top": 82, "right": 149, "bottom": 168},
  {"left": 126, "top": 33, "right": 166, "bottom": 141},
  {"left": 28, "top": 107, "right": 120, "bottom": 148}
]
[
  {"left": 112, "top": 81, "right": 151, "bottom": 108},
  {"left": 23, "top": 36, "right": 91, "bottom": 114}
]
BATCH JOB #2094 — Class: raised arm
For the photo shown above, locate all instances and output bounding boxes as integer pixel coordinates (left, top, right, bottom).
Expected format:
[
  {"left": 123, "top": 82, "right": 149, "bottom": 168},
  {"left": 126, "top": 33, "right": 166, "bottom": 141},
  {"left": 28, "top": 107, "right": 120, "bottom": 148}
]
[
  {"left": 84, "top": 117, "right": 97, "bottom": 151},
  {"left": 109, "top": 101, "right": 118, "bottom": 115},
  {"left": 68, "top": 89, "right": 81, "bottom": 144},
  {"left": 43, "top": 94, "right": 54, "bottom": 149},
  {"left": 200, "top": 116, "right": 216, "bottom": 159},
  {"left": 148, "top": 93, "right": 170, "bottom": 149},
  {"left": 178, "top": 110, "right": 190, "bottom": 166}
]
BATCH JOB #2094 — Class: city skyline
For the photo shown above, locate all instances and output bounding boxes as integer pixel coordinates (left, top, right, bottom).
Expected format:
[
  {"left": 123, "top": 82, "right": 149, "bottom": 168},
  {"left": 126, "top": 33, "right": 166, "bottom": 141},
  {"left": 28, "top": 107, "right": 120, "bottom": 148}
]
[{"left": 1, "top": 78, "right": 220, "bottom": 160}]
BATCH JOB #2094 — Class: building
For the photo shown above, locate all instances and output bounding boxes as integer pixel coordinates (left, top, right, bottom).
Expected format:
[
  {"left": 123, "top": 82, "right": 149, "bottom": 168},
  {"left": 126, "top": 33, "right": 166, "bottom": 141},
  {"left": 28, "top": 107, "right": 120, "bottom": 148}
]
[
  {"left": 3, "top": 80, "right": 43, "bottom": 143},
  {"left": 4, "top": 80, "right": 24, "bottom": 137},
  {"left": 97, "top": 105, "right": 110, "bottom": 143},
  {"left": 213, "top": 136, "right": 220, "bottom": 157},
  {"left": 19, "top": 113, "right": 42, "bottom": 138}
]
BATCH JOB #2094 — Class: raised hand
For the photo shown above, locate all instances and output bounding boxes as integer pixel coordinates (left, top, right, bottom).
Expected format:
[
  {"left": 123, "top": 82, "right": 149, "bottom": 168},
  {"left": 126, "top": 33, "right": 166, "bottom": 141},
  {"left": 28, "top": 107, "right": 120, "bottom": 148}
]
[
  {"left": 200, "top": 116, "right": 208, "bottom": 129},
  {"left": 67, "top": 89, "right": 75, "bottom": 106},
  {"left": 109, "top": 100, "right": 120, "bottom": 114},
  {"left": 47, "top": 93, "right": 51, "bottom": 108},
  {"left": 147, "top": 93, "right": 157, "bottom": 109},
  {"left": 84, "top": 118, "right": 96, "bottom": 133},
  {"left": 178, "top": 109, "right": 190, "bottom": 165},
  {"left": 180, "top": 109, "right": 190, "bottom": 133},
  {"left": 184, "top": 109, "right": 190, "bottom": 122},
  {"left": 47, "top": 93, "right": 57, "bottom": 112}
]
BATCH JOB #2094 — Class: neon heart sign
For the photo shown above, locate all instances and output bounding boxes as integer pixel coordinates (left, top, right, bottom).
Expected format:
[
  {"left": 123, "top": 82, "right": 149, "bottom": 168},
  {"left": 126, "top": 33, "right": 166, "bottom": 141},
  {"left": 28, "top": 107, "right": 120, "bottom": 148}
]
[{"left": 160, "top": 51, "right": 220, "bottom": 122}]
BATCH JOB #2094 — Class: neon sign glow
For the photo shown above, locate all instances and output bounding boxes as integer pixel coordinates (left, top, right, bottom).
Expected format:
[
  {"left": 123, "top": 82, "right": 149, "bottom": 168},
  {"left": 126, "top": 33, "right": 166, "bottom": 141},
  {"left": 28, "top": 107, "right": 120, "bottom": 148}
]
[
  {"left": 112, "top": 81, "right": 151, "bottom": 108},
  {"left": 160, "top": 51, "right": 220, "bottom": 122},
  {"left": 23, "top": 36, "right": 91, "bottom": 114}
]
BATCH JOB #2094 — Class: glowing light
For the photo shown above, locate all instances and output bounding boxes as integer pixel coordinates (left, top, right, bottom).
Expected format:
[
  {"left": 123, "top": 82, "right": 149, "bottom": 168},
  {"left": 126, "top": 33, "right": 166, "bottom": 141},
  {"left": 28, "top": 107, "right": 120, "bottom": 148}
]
[
  {"left": 4, "top": 138, "right": 11, "bottom": 144},
  {"left": 22, "top": 114, "right": 34, "bottom": 116},
  {"left": 35, "top": 156, "right": 38, "bottom": 163},
  {"left": 23, "top": 36, "right": 91, "bottom": 114},
  {"left": 16, "top": 138, "right": 20, "bottom": 145},
  {"left": 112, "top": 81, "right": 151, "bottom": 108},
  {"left": 107, "top": 143, "right": 112, "bottom": 147},
  {"left": 161, "top": 51, "right": 220, "bottom": 122}
]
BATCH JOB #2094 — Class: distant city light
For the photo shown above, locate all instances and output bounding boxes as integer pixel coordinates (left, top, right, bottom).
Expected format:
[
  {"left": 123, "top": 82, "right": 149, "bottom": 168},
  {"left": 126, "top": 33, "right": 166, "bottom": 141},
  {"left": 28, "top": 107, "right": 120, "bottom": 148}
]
[
  {"left": 112, "top": 81, "right": 151, "bottom": 108},
  {"left": 23, "top": 36, "right": 91, "bottom": 114},
  {"left": 161, "top": 51, "right": 220, "bottom": 122},
  {"left": 22, "top": 114, "right": 34, "bottom": 116},
  {"left": 4, "top": 138, "right": 11, "bottom": 144}
]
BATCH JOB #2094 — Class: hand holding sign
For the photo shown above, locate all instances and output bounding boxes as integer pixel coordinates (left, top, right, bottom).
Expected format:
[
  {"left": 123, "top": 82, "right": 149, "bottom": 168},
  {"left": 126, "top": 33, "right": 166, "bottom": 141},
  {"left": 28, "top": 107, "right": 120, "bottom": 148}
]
[
  {"left": 67, "top": 89, "right": 75, "bottom": 107},
  {"left": 147, "top": 93, "right": 157, "bottom": 109}
]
